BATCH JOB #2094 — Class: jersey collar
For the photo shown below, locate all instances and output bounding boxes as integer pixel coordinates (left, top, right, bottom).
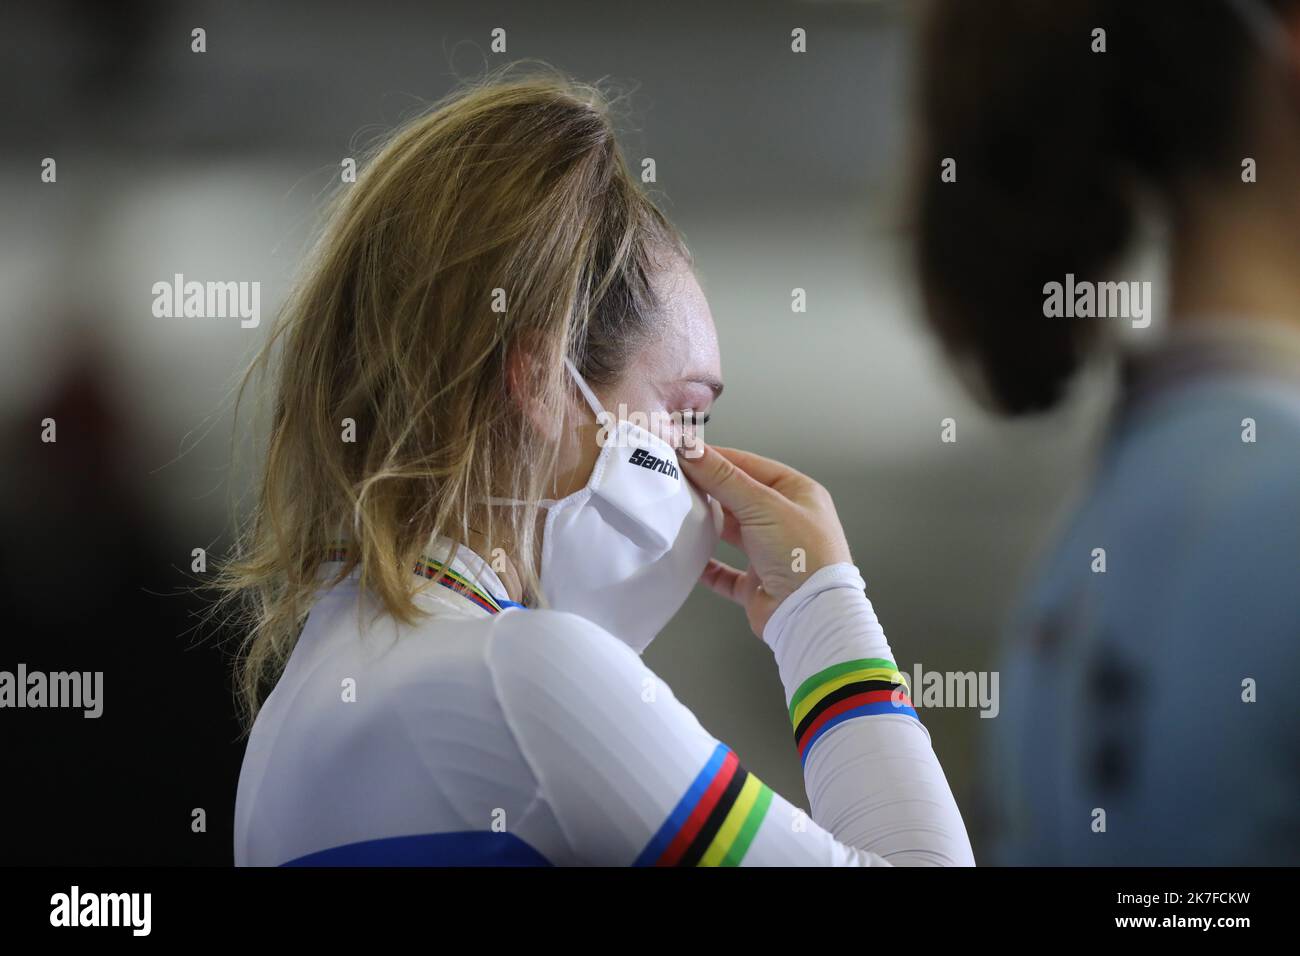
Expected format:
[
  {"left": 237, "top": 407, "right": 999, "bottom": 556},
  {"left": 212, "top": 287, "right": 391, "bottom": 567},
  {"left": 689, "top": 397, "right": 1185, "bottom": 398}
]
[
  {"left": 422, "top": 535, "right": 520, "bottom": 615},
  {"left": 1120, "top": 313, "right": 1300, "bottom": 415},
  {"left": 321, "top": 534, "right": 521, "bottom": 617}
]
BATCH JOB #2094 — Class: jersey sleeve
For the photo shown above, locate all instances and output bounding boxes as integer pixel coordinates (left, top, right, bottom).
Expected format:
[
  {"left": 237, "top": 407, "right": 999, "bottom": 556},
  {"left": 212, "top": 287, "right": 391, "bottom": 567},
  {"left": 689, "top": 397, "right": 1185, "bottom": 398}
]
[{"left": 485, "top": 563, "right": 975, "bottom": 866}]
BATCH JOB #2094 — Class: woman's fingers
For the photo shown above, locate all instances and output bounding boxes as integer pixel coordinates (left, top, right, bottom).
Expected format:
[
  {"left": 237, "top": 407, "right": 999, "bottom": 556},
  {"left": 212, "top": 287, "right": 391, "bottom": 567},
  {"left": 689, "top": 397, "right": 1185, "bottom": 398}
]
[
  {"left": 699, "top": 558, "right": 753, "bottom": 605},
  {"left": 708, "top": 445, "right": 802, "bottom": 490},
  {"left": 679, "top": 442, "right": 778, "bottom": 520},
  {"left": 688, "top": 441, "right": 853, "bottom": 638},
  {"left": 719, "top": 506, "right": 744, "bottom": 549}
]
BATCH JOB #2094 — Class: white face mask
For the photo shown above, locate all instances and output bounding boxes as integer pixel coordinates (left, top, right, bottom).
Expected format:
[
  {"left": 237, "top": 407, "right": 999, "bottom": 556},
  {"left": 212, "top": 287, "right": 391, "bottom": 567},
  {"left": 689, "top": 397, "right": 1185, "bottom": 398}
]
[{"left": 527, "top": 358, "right": 722, "bottom": 653}]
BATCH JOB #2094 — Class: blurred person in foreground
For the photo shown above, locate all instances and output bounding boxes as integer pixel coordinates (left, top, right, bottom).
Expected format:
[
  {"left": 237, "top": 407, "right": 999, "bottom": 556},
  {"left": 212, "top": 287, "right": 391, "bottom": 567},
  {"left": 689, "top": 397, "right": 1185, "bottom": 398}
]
[{"left": 915, "top": 0, "right": 1300, "bottom": 864}]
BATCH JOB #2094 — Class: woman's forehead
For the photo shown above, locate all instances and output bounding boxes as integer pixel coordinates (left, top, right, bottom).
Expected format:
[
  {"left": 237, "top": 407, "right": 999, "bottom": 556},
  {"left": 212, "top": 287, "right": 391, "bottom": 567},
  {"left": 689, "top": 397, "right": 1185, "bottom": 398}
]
[{"left": 647, "top": 264, "right": 721, "bottom": 382}]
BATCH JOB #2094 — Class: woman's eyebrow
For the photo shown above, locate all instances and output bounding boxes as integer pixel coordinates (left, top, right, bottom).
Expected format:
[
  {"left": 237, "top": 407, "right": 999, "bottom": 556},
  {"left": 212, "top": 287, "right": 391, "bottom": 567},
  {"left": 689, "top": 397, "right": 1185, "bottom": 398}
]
[{"left": 681, "top": 376, "right": 724, "bottom": 399}]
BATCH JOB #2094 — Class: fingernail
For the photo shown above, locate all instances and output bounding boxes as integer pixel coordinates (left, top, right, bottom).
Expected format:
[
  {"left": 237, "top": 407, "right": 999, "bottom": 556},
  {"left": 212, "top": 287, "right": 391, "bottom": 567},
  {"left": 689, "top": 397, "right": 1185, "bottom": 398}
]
[{"left": 680, "top": 442, "right": 706, "bottom": 462}]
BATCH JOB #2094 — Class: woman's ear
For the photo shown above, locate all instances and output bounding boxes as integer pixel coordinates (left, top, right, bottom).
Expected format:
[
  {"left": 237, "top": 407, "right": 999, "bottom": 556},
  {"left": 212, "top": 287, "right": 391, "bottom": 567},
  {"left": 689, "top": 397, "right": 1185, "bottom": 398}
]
[{"left": 504, "top": 336, "right": 565, "bottom": 440}]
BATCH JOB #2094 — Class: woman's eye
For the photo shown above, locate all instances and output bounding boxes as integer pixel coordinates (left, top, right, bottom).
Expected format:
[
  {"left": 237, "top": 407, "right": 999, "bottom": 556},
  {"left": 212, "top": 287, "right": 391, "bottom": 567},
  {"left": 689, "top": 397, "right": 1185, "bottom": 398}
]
[
  {"left": 676, "top": 408, "right": 707, "bottom": 450},
  {"left": 669, "top": 410, "right": 709, "bottom": 450},
  {"left": 680, "top": 411, "right": 710, "bottom": 428}
]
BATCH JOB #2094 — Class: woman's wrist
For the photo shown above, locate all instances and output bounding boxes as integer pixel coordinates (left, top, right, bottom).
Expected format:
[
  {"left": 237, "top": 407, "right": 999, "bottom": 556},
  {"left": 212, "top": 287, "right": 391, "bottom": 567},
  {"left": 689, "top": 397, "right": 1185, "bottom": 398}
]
[{"left": 761, "top": 562, "right": 868, "bottom": 653}]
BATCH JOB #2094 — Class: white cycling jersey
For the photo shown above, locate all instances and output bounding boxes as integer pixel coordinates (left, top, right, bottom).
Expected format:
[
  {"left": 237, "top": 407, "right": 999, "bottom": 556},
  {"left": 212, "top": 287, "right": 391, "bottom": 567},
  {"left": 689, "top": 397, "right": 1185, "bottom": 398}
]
[{"left": 234, "top": 541, "right": 975, "bottom": 866}]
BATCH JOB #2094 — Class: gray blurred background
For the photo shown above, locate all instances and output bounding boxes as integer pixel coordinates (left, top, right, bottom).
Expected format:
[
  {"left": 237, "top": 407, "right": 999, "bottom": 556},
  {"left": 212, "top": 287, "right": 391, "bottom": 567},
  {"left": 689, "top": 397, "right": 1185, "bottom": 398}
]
[{"left": 2, "top": 0, "right": 1122, "bottom": 862}]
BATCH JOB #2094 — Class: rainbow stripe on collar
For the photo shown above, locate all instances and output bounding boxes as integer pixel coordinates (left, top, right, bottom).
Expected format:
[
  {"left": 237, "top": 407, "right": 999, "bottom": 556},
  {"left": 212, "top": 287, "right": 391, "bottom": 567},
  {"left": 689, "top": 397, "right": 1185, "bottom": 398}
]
[
  {"left": 413, "top": 554, "right": 508, "bottom": 615},
  {"left": 326, "top": 544, "right": 516, "bottom": 616},
  {"left": 789, "top": 658, "right": 918, "bottom": 766}
]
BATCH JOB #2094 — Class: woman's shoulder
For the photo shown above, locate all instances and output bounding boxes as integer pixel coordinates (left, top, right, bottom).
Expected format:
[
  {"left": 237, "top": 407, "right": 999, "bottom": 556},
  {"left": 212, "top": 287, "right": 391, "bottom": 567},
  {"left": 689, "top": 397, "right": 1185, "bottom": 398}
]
[
  {"left": 1019, "top": 376, "right": 1300, "bottom": 649},
  {"left": 297, "top": 598, "right": 673, "bottom": 745},
  {"left": 355, "top": 604, "right": 651, "bottom": 711},
  {"left": 483, "top": 607, "right": 649, "bottom": 685},
  {"left": 1111, "top": 376, "right": 1300, "bottom": 476},
  {"left": 1074, "top": 376, "right": 1300, "bottom": 538}
]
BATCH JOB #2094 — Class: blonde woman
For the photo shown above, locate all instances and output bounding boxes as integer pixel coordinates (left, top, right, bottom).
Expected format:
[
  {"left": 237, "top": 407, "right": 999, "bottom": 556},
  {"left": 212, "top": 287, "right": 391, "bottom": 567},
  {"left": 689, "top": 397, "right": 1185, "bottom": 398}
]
[{"left": 226, "top": 74, "right": 974, "bottom": 867}]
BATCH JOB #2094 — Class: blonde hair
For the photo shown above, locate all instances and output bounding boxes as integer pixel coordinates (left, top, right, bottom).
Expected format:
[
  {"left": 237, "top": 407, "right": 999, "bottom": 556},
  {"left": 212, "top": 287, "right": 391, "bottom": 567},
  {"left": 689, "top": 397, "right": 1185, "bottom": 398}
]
[{"left": 216, "top": 68, "right": 685, "bottom": 730}]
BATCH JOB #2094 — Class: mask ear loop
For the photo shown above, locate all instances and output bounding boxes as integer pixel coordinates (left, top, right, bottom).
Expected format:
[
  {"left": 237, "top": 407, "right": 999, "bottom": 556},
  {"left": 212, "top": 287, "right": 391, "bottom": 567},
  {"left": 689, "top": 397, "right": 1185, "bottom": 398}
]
[
  {"left": 563, "top": 356, "right": 615, "bottom": 429},
  {"left": 488, "top": 358, "right": 611, "bottom": 509}
]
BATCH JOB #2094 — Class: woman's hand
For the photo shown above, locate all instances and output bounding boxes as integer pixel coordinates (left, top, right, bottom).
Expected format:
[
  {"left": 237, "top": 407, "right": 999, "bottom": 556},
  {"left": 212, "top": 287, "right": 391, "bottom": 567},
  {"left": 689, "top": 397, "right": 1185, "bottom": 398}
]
[{"left": 680, "top": 443, "right": 853, "bottom": 639}]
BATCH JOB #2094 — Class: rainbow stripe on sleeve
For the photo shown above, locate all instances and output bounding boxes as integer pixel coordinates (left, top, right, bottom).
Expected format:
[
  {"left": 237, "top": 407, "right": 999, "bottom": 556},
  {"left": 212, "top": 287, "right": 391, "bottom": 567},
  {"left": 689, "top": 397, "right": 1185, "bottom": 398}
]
[
  {"left": 789, "top": 657, "right": 919, "bottom": 766},
  {"left": 634, "top": 743, "right": 774, "bottom": 867}
]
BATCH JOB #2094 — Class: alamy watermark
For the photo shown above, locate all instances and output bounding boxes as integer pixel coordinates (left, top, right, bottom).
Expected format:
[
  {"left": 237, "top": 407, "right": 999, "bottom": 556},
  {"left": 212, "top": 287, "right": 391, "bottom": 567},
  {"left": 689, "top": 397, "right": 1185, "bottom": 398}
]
[
  {"left": 0, "top": 664, "right": 103, "bottom": 718},
  {"left": 152, "top": 273, "right": 260, "bottom": 328},
  {"left": 1043, "top": 273, "right": 1152, "bottom": 329},
  {"left": 595, "top": 407, "right": 707, "bottom": 458},
  {"left": 50, "top": 886, "right": 150, "bottom": 936},
  {"left": 900, "top": 663, "right": 999, "bottom": 718}
]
